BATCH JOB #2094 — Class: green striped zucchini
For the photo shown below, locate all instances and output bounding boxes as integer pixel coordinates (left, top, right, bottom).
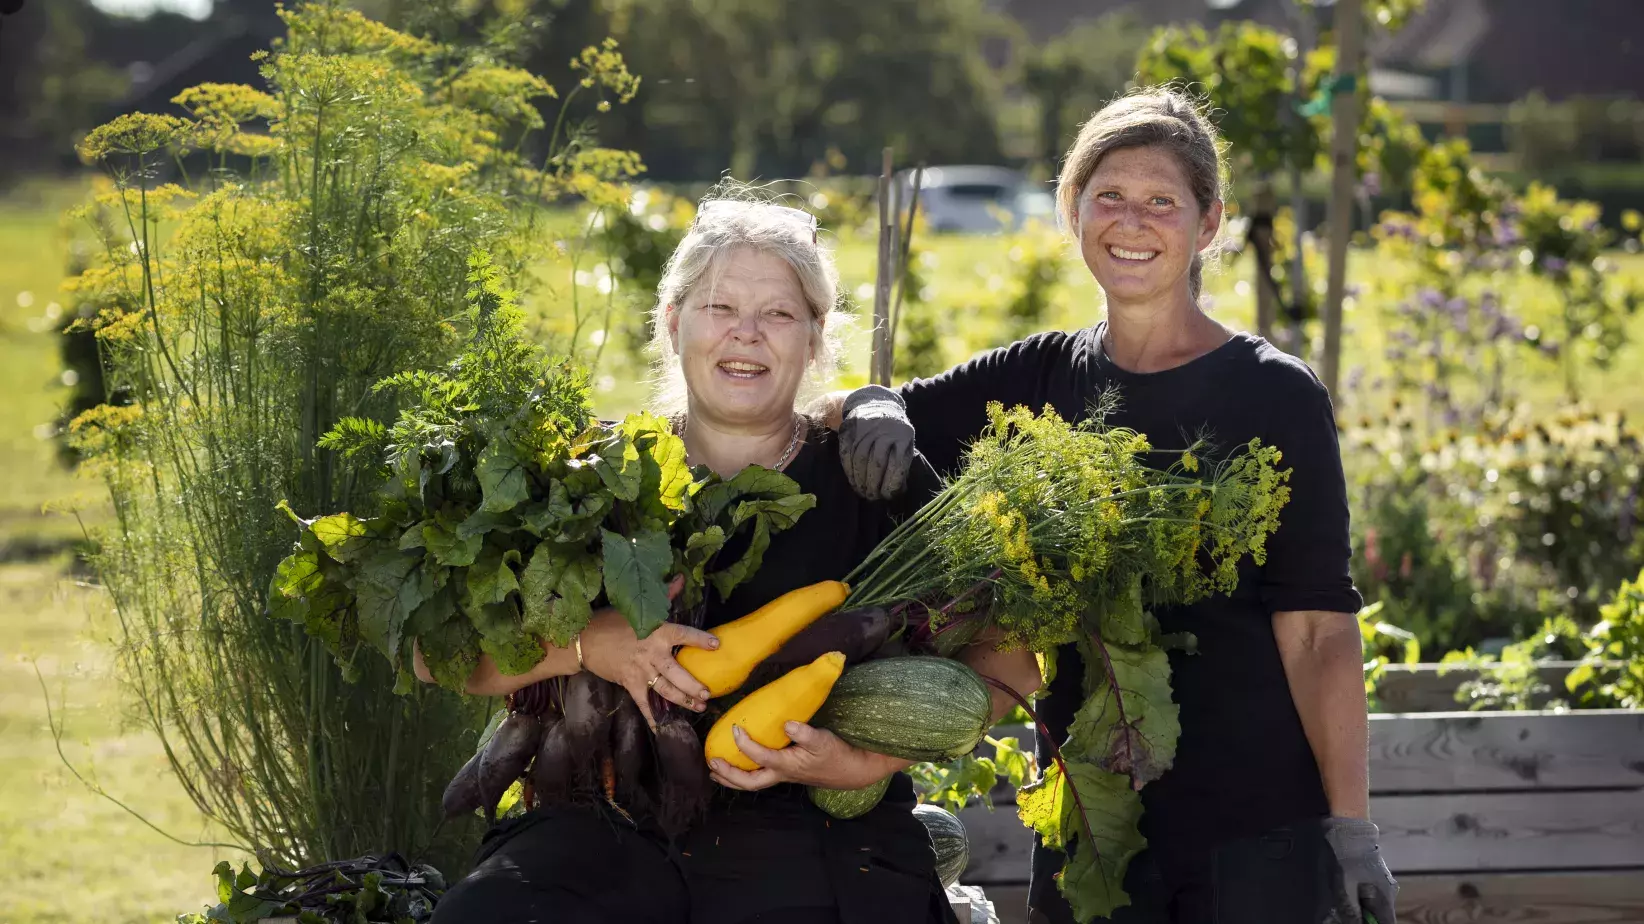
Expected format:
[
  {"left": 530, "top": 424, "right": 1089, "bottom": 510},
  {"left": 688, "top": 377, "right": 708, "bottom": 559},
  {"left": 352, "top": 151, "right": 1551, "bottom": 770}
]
[
  {"left": 813, "top": 657, "right": 992, "bottom": 763},
  {"left": 913, "top": 803, "right": 969, "bottom": 887},
  {"left": 808, "top": 775, "right": 891, "bottom": 819}
]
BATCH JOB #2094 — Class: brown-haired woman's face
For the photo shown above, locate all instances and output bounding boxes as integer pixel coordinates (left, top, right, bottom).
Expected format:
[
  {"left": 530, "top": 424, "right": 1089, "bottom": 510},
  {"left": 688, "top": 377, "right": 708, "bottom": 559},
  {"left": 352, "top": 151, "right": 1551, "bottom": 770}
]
[{"left": 1074, "top": 145, "right": 1222, "bottom": 308}]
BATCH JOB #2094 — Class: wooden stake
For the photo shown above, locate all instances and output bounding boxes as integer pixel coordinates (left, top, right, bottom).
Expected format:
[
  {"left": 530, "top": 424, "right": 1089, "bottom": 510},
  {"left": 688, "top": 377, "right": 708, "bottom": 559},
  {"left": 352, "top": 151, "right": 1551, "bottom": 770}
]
[
  {"left": 1321, "top": 0, "right": 1365, "bottom": 399},
  {"left": 871, "top": 147, "right": 895, "bottom": 386},
  {"left": 1252, "top": 180, "right": 1278, "bottom": 342}
]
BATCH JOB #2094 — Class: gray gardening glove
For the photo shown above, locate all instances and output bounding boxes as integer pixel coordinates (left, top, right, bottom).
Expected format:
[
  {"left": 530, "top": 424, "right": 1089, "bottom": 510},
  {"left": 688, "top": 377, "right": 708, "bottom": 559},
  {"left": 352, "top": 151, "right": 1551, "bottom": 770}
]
[
  {"left": 838, "top": 384, "right": 915, "bottom": 501},
  {"left": 1323, "top": 816, "right": 1398, "bottom": 924}
]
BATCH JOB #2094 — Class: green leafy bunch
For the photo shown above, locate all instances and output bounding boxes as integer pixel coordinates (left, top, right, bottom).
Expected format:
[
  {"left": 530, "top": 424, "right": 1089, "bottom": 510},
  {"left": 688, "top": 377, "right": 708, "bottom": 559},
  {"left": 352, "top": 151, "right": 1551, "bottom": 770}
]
[
  {"left": 176, "top": 855, "right": 444, "bottom": 924},
  {"left": 269, "top": 253, "right": 813, "bottom": 692},
  {"left": 844, "top": 403, "right": 1290, "bottom": 920},
  {"left": 848, "top": 403, "right": 1290, "bottom": 653}
]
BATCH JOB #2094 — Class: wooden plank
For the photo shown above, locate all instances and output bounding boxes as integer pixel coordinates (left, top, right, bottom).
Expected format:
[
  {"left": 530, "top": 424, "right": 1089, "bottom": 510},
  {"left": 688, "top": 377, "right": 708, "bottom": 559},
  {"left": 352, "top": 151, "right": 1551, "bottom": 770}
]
[
  {"left": 974, "top": 876, "right": 1644, "bottom": 924},
  {"left": 1377, "top": 789, "right": 1644, "bottom": 872},
  {"left": 957, "top": 801, "right": 1033, "bottom": 885},
  {"left": 1396, "top": 872, "right": 1644, "bottom": 924},
  {"left": 958, "top": 789, "right": 1644, "bottom": 883},
  {"left": 1367, "top": 711, "right": 1644, "bottom": 793},
  {"left": 990, "top": 713, "right": 1644, "bottom": 793}
]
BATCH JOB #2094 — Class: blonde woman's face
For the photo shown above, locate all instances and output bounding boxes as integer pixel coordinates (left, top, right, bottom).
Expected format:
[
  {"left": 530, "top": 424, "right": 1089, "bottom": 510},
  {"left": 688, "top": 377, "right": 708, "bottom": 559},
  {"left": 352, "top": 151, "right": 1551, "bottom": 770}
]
[
  {"left": 669, "top": 246, "right": 815, "bottom": 430},
  {"left": 1074, "top": 145, "right": 1221, "bottom": 307}
]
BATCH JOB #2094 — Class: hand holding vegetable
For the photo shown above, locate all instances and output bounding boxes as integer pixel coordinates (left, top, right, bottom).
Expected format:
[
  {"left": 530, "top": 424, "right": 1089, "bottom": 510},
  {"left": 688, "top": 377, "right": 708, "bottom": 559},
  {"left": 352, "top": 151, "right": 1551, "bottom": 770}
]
[
  {"left": 710, "top": 721, "right": 908, "bottom": 792},
  {"left": 581, "top": 576, "right": 717, "bottom": 726}
]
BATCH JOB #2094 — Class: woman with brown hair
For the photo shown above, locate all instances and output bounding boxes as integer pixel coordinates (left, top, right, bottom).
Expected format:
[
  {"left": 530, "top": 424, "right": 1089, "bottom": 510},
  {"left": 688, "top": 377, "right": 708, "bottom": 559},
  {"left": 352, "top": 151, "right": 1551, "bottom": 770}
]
[{"left": 835, "top": 88, "right": 1397, "bottom": 924}]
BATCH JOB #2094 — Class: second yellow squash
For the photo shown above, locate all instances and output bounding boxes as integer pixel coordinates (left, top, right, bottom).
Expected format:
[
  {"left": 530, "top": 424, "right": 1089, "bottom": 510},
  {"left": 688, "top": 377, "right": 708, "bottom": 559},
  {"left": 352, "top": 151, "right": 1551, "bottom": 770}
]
[{"left": 703, "top": 650, "right": 846, "bottom": 771}]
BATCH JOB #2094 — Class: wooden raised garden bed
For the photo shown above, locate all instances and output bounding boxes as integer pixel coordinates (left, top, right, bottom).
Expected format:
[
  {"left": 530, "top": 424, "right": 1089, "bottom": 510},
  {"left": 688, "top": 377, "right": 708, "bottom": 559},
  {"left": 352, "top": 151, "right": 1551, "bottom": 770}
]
[{"left": 959, "top": 700, "right": 1644, "bottom": 924}]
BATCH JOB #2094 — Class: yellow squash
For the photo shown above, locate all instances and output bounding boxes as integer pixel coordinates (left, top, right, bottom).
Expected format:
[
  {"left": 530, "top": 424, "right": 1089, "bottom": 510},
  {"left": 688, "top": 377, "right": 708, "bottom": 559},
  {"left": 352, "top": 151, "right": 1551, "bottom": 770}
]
[
  {"left": 703, "top": 651, "right": 846, "bottom": 771},
  {"left": 679, "top": 579, "right": 848, "bottom": 697}
]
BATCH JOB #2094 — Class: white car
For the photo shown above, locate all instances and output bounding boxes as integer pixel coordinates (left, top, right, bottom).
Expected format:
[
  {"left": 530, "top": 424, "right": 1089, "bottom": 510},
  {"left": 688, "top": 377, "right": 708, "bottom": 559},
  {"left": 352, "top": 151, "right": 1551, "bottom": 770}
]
[{"left": 896, "top": 166, "right": 1056, "bottom": 234}]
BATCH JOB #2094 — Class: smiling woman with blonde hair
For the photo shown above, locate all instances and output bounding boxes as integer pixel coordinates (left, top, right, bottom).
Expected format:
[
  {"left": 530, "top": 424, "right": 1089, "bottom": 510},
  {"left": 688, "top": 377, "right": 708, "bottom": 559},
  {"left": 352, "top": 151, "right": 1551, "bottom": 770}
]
[{"left": 425, "top": 188, "right": 1041, "bottom": 924}]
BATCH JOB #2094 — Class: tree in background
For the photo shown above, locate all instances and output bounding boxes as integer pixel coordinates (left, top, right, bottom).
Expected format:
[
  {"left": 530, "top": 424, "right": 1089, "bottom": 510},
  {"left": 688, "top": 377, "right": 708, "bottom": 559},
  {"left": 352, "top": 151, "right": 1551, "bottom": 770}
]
[
  {"left": 595, "top": 0, "right": 1005, "bottom": 179},
  {"left": 0, "top": 0, "right": 128, "bottom": 179},
  {"left": 1016, "top": 13, "right": 1147, "bottom": 174}
]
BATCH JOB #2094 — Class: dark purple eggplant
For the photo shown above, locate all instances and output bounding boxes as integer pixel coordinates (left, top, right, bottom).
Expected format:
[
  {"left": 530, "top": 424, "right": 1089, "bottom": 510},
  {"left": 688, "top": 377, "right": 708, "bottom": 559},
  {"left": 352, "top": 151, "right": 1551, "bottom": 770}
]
[
  {"left": 609, "top": 698, "right": 652, "bottom": 816},
  {"left": 531, "top": 716, "right": 574, "bottom": 807},
  {"left": 441, "top": 750, "right": 484, "bottom": 820},
  {"left": 476, "top": 712, "right": 543, "bottom": 824},
  {"left": 742, "top": 606, "right": 894, "bottom": 691},
  {"left": 652, "top": 714, "right": 710, "bottom": 837}
]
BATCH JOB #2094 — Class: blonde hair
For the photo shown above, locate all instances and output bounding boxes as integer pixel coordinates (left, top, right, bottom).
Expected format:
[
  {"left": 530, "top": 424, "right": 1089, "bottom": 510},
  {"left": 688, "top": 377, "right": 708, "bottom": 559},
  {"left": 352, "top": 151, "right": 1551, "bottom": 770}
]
[
  {"left": 648, "top": 187, "right": 842, "bottom": 415},
  {"left": 1056, "top": 87, "right": 1227, "bottom": 300}
]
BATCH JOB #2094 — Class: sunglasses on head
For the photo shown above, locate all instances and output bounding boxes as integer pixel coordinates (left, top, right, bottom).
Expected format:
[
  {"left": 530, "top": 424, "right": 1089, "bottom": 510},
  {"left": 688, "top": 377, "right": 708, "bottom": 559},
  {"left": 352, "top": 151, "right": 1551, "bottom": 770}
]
[{"left": 696, "top": 200, "right": 819, "bottom": 244}]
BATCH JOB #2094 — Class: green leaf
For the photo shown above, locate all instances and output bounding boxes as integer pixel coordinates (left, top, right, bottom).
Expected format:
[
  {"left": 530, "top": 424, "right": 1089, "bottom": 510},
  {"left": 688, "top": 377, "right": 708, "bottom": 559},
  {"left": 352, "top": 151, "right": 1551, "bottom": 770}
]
[
  {"left": 464, "top": 543, "right": 520, "bottom": 609},
  {"left": 1068, "top": 640, "right": 1179, "bottom": 787},
  {"left": 601, "top": 527, "right": 672, "bottom": 638},
  {"left": 619, "top": 413, "right": 692, "bottom": 516},
  {"left": 1097, "top": 579, "right": 1149, "bottom": 648},
  {"left": 679, "top": 525, "right": 727, "bottom": 609},
  {"left": 267, "top": 547, "right": 351, "bottom": 653},
  {"left": 591, "top": 434, "right": 644, "bottom": 502},
  {"left": 731, "top": 492, "right": 817, "bottom": 531},
  {"left": 355, "top": 548, "right": 424, "bottom": 661},
  {"left": 398, "top": 522, "right": 428, "bottom": 550},
  {"left": 520, "top": 542, "right": 601, "bottom": 644},
  {"left": 309, "top": 512, "right": 375, "bottom": 564},
  {"left": 520, "top": 482, "right": 610, "bottom": 544},
  {"left": 419, "top": 615, "right": 481, "bottom": 692},
  {"left": 405, "top": 583, "right": 458, "bottom": 639},
  {"left": 458, "top": 508, "right": 515, "bottom": 539},
  {"left": 423, "top": 512, "right": 482, "bottom": 567},
  {"left": 726, "top": 464, "right": 801, "bottom": 499},
  {"left": 480, "top": 632, "right": 545, "bottom": 676},
  {"left": 710, "top": 516, "right": 770, "bottom": 600},
  {"left": 1017, "top": 761, "right": 1145, "bottom": 921},
  {"left": 476, "top": 438, "right": 530, "bottom": 513}
]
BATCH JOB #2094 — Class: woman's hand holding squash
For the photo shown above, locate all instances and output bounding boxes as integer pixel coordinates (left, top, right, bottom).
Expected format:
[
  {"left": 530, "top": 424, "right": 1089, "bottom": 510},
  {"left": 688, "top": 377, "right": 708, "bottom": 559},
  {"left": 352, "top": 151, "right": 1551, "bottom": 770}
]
[
  {"left": 581, "top": 576, "right": 718, "bottom": 728},
  {"left": 708, "top": 722, "right": 909, "bottom": 792}
]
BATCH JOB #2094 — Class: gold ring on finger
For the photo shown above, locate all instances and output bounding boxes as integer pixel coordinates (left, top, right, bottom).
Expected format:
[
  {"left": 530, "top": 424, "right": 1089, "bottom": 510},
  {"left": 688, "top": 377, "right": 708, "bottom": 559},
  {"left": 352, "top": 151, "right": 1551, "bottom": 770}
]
[{"left": 647, "top": 673, "right": 661, "bottom": 689}]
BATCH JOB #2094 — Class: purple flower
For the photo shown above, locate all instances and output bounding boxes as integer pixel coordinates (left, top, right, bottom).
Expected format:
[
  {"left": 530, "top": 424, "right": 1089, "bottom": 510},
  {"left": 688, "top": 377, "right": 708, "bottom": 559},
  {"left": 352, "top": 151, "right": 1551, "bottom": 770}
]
[
  {"left": 1360, "top": 172, "right": 1383, "bottom": 198},
  {"left": 1419, "top": 288, "right": 1445, "bottom": 310},
  {"left": 1542, "top": 255, "right": 1568, "bottom": 274}
]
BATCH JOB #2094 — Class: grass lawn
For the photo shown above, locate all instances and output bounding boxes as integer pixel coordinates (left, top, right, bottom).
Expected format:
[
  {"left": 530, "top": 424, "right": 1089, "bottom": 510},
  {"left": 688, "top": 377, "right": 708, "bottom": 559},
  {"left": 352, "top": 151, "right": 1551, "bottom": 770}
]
[
  {"left": 0, "top": 176, "right": 1641, "bottom": 921},
  {"left": 0, "top": 179, "right": 246, "bottom": 924}
]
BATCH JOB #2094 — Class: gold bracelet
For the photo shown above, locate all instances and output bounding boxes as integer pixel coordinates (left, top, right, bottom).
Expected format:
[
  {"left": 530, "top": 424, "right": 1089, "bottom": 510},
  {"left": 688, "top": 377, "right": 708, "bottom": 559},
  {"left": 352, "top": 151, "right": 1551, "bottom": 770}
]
[{"left": 574, "top": 633, "right": 585, "bottom": 671}]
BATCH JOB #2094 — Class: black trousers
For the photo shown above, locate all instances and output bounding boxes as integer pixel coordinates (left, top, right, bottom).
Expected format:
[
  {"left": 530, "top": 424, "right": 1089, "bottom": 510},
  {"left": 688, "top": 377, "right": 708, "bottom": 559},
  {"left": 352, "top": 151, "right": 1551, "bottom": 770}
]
[
  {"left": 1027, "top": 818, "right": 1343, "bottom": 924},
  {"left": 432, "top": 804, "right": 688, "bottom": 924},
  {"left": 679, "top": 790, "right": 959, "bottom": 924}
]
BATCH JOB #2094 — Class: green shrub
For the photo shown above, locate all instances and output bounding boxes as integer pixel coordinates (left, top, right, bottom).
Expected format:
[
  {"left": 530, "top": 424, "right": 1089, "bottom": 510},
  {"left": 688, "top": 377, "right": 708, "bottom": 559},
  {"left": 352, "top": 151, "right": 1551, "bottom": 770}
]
[{"left": 65, "top": 1, "right": 640, "bottom": 872}]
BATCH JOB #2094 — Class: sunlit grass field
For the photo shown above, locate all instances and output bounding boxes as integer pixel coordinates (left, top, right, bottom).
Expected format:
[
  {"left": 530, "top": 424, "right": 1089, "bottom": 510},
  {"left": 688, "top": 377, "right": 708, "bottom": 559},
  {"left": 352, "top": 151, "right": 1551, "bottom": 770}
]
[{"left": 1, "top": 177, "right": 1641, "bottom": 921}]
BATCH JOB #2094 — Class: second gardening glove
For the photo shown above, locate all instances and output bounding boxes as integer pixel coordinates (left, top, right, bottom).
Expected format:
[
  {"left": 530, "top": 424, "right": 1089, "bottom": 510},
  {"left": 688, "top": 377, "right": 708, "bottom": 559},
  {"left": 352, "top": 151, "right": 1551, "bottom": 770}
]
[
  {"left": 1323, "top": 816, "right": 1398, "bottom": 924},
  {"left": 838, "top": 384, "right": 915, "bottom": 501}
]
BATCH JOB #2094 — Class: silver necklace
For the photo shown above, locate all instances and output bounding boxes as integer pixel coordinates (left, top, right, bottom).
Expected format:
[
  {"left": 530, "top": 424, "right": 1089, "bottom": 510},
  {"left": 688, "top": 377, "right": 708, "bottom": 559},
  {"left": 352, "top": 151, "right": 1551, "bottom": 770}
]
[{"left": 674, "top": 413, "right": 804, "bottom": 471}]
